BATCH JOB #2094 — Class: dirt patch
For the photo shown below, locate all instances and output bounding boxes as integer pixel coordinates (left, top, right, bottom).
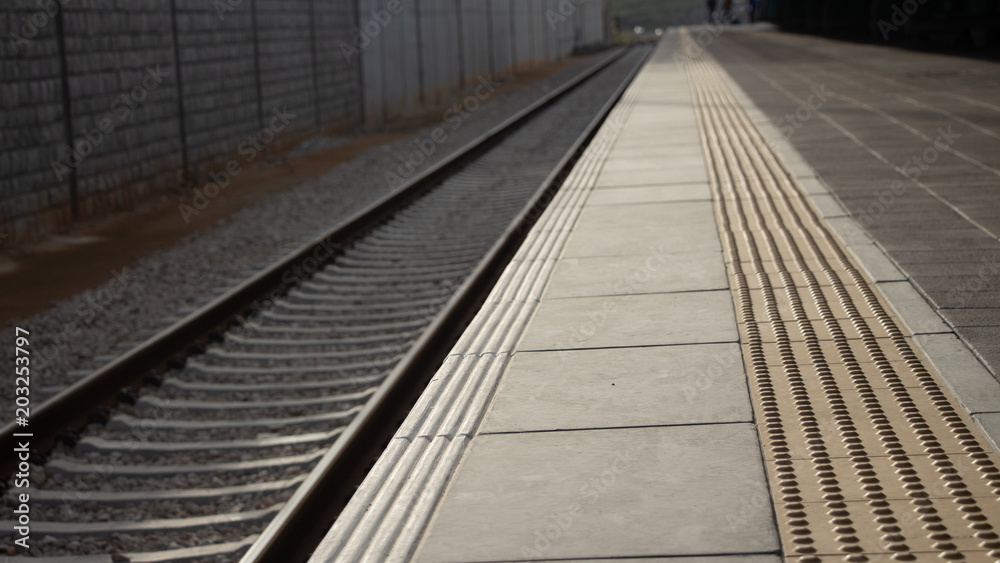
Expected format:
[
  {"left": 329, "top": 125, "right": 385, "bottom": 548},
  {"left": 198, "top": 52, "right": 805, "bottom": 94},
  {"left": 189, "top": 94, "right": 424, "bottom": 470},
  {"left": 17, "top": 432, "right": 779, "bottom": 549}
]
[{"left": 0, "top": 57, "right": 587, "bottom": 325}]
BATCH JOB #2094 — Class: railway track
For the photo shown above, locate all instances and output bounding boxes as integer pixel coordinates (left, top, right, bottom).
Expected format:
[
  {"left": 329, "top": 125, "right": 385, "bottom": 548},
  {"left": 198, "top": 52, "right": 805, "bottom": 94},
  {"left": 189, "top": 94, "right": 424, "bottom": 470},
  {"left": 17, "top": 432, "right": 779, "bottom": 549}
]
[{"left": 1, "top": 46, "right": 652, "bottom": 562}]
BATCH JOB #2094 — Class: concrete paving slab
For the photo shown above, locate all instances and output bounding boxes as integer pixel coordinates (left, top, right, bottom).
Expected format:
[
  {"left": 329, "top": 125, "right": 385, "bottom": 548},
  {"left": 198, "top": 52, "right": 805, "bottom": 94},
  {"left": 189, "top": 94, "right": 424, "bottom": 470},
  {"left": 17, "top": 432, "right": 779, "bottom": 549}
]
[
  {"left": 573, "top": 200, "right": 714, "bottom": 230},
  {"left": 544, "top": 250, "right": 727, "bottom": 299},
  {"left": 628, "top": 103, "right": 695, "bottom": 111},
  {"left": 617, "top": 124, "right": 699, "bottom": 135},
  {"left": 619, "top": 130, "right": 698, "bottom": 139},
  {"left": 619, "top": 130, "right": 699, "bottom": 140},
  {"left": 941, "top": 307, "right": 1000, "bottom": 327},
  {"left": 825, "top": 216, "right": 873, "bottom": 247},
  {"left": 607, "top": 145, "right": 698, "bottom": 159},
  {"left": 903, "top": 260, "right": 1000, "bottom": 277},
  {"left": 601, "top": 154, "right": 704, "bottom": 172},
  {"left": 627, "top": 103, "right": 695, "bottom": 112},
  {"left": 532, "top": 557, "right": 780, "bottom": 563},
  {"left": 806, "top": 193, "right": 849, "bottom": 218},
  {"left": 976, "top": 347, "right": 1000, "bottom": 377},
  {"left": 795, "top": 177, "right": 830, "bottom": 196},
  {"left": 844, "top": 242, "right": 907, "bottom": 283},
  {"left": 875, "top": 280, "right": 951, "bottom": 335},
  {"left": 907, "top": 274, "right": 1000, "bottom": 293},
  {"left": 610, "top": 141, "right": 703, "bottom": 153},
  {"left": 563, "top": 202, "right": 721, "bottom": 258},
  {"left": 561, "top": 220, "right": 722, "bottom": 259},
  {"left": 869, "top": 232, "right": 999, "bottom": 252},
  {"left": 588, "top": 183, "right": 711, "bottom": 205},
  {"left": 617, "top": 114, "right": 696, "bottom": 125},
  {"left": 913, "top": 333, "right": 1000, "bottom": 415},
  {"left": 620, "top": 119, "right": 698, "bottom": 130},
  {"left": 479, "top": 343, "right": 753, "bottom": 433},
  {"left": 518, "top": 290, "right": 739, "bottom": 351},
  {"left": 973, "top": 412, "right": 1000, "bottom": 454},
  {"left": 612, "top": 134, "right": 703, "bottom": 148},
  {"left": 921, "top": 288, "right": 1000, "bottom": 310},
  {"left": 623, "top": 107, "right": 694, "bottom": 114},
  {"left": 621, "top": 125, "right": 699, "bottom": 134},
  {"left": 597, "top": 166, "right": 709, "bottom": 187},
  {"left": 601, "top": 144, "right": 699, "bottom": 157},
  {"left": 414, "top": 425, "right": 778, "bottom": 563}
]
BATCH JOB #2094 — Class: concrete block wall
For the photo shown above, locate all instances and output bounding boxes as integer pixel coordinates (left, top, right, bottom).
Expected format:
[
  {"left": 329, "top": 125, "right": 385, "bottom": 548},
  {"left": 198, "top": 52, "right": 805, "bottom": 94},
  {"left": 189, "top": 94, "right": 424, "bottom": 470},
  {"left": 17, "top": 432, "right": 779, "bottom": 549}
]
[
  {"left": 175, "top": 0, "right": 262, "bottom": 176},
  {"left": 359, "top": 0, "right": 609, "bottom": 125},
  {"left": 490, "top": 0, "right": 515, "bottom": 77},
  {"left": 255, "top": 0, "right": 320, "bottom": 147},
  {"left": 1, "top": 0, "right": 606, "bottom": 244},
  {"left": 459, "top": 1, "right": 490, "bottom": 83},
  {"left": 511, "top": 0, "right": 535, "bottom": 70},
  {"left": 60, "top": 1, "right": 180, "bottom": 223},
  {"left": 1, "top": 0, "right": 360, "bottom": 245},
  {"left": 416, "top": 0, "right": 462, "bottom": 109},
  {"left": 1, "top": 0, "right": 76, "bottom": 242},
  {"left": 314, "top": 1, "right": 363, "bottom": 132}
]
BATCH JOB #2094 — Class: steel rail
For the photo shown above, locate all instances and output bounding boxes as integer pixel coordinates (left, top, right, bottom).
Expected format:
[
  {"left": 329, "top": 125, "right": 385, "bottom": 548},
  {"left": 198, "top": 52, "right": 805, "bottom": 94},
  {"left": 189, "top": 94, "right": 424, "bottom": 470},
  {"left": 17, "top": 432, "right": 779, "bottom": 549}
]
[
  {"left": 0, "top": 47, "right": 630, "bottom": 477},
  {"left": 239, "top": 46, "right": 653, "bottom": 563}
]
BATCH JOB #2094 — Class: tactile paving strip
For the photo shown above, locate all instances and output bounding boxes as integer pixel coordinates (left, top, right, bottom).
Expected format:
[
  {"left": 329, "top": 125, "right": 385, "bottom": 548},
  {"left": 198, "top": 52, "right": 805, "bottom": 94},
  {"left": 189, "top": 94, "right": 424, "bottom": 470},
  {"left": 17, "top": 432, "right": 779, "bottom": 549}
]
[{"left": 682, "top": 29, "right": 1000, "bottom": 562}]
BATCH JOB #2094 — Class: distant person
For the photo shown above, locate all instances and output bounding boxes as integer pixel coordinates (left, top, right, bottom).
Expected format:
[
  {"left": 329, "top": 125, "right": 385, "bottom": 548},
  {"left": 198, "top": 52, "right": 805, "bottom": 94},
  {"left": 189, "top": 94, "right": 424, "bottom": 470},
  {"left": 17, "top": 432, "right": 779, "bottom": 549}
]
[
  {"left": 747, "top": 0, "right": 758, "bottom": 22},
  {"left": 707, "top": 0, "right": 717, "bottom": 22},
  {"left": 722, "top": 0, "right": 734, "bottom": 23}
]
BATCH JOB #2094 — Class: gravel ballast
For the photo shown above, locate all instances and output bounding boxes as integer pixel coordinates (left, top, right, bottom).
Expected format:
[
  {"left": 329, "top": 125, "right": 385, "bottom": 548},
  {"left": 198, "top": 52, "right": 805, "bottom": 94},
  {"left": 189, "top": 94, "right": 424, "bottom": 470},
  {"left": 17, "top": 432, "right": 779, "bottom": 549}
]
[
  {"left": 0, "top": 47, "right": 650, "bottom": 559},
  {"left": 0, "top": 51, "right": 618, "bottom": 403}
]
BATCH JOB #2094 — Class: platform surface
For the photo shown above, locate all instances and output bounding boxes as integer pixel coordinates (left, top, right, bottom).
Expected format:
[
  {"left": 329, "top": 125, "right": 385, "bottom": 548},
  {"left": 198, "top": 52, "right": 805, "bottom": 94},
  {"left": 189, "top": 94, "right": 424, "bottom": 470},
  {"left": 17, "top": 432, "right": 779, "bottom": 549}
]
[
  {"left": 708, "top": 27, "right": 1000, "bottom": 376},
  {"left": 310, "top": 27, "right": 1000, "bottom": 563},
  {"left": 414, "top": 34, "right": 779, "bottom": 561}
]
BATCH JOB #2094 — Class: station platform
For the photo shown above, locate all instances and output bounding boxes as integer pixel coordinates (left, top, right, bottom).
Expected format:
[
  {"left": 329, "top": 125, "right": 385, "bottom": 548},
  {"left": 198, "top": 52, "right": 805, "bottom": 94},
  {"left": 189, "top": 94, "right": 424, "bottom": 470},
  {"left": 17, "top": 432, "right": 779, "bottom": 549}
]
[{"left": 310, "top": 28, "right": 1000, "bottom": 562}]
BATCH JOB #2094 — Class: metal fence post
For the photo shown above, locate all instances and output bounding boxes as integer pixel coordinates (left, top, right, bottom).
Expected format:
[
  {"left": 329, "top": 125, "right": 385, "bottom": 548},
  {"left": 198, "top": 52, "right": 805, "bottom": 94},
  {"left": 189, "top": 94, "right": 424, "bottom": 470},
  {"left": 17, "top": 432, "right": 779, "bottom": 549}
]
[
  {"left": 54, "top": 2, "right": 77, "bottom": 221},
  {"left": 168, "top": 0, "right": 190, "bottom": 187},
  {"left": 250, "top": 0, "right": 264, "bottom": 130}
]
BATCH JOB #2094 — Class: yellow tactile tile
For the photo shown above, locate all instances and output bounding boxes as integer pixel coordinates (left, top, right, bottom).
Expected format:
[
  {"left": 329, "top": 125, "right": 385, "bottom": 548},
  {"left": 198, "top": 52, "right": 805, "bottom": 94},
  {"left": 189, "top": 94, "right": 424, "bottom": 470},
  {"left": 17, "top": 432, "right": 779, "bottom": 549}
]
[{"left": 683, "top": 28, "right": 1000, "bottom": 562}]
